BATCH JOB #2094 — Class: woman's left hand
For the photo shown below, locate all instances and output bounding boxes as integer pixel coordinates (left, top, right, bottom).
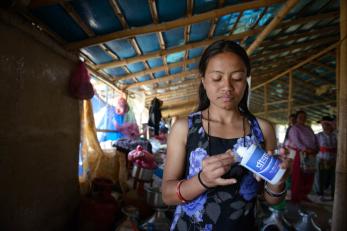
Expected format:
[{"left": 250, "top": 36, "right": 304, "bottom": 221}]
[
  {"left": 253, "top": 150, "right": 292, "bottom": 186},
  {"left": 275, "top": 154, "right": 292, "bottom": 185}
]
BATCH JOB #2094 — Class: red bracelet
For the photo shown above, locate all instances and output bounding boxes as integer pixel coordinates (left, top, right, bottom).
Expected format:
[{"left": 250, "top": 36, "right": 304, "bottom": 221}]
[{"left": 176, "top": 179, "right": 188, "bottom": 203}]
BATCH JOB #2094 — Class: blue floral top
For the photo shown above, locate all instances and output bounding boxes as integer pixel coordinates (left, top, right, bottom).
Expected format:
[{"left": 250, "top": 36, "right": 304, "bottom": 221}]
[{"left": 170, "top": 111, "right": 264, "bottom": 231}]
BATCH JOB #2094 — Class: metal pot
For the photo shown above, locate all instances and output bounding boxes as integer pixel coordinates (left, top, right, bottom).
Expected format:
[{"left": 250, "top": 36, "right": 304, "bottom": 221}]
[
  {"left": 294, "top": 210, "right": 321, "bottom": 231},
  {"left": 145, "top": 187, "right": 167, "bottom": 208},
  {"left": 261, "top": 207, "right": 293, "bottom": 231},
  {"left": 131, "top": 164, "right": 153, "bottom": 181}
]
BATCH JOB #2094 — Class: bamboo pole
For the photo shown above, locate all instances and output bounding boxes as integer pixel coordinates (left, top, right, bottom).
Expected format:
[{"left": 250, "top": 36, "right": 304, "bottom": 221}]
[
  {"left": 127, "top": 70, "right": 198, "bottom": 89},
  {"left": 162, "top": 106, "right": 197, "bottom": 118},
  {"left": 147, "top": 93, "right": 199, "bottom": 104},
  {"left": 332, "top": 0, "right": 347, "bottom": 229},
  {"left": 288, "top": 72, "right": 293, "bottom": 117},
  {"left": 254, "top": 100, "right": 336, "bottom": 115},
  {"left": 114, "top": 57, "right": 200, "bottom": 82},
  {"left": 66, "top": 0, "right": 285, "bottom": 50},
  {"left": 247, "top": 0, "right": 299, "bottom": 55},
  {"left": 161, "top": 99, "right": 198, "bottom": 110}
]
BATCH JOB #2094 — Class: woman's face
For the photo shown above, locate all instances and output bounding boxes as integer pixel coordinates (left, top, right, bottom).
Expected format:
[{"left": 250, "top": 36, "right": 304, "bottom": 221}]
[
  {"left": 321, "top": 121, "right": 333, "bottom": 133},
  {"left": 202, "top": 52, "right": 247, "bottom": 110},
  {"left": 296, "top": 112, "right": 306, "bottom": 125}
]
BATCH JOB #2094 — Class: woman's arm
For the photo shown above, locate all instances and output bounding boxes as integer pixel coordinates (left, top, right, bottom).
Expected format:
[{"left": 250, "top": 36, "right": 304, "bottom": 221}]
[
  {"left": 162, "top": 118, "right": 237, "bottom": 205},
  {"left": 257, "top": 118, "right": 288, "bottom": 205},
  {"left": 161, "top": 118, "right": 206, "bottom": 205}
]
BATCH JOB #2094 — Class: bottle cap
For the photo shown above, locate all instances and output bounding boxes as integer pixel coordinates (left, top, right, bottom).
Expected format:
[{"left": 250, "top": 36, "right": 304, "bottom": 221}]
[{"left": 236, "top": 146, "right": 248, "bottom": 158}]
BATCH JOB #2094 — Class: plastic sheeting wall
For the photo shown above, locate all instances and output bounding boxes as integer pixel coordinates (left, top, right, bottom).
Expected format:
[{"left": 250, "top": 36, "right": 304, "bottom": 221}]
[{"left": 0, "top": 14, "right": 80, "bottom": 231}]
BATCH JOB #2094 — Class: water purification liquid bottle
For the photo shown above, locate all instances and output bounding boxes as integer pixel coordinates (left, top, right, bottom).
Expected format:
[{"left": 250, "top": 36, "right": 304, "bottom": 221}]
[{"left": 235, "top": 144, "right": 285, "bottom": 185}]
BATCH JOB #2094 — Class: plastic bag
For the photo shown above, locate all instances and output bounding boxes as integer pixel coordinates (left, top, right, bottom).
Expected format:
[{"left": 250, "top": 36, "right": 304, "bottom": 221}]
[{"left": 69, "top": 62, "right": 94, "bottom": 99}]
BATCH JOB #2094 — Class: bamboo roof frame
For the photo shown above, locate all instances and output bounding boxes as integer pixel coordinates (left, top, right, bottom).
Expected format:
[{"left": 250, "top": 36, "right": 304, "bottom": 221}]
[
  {"left": 65, "top": 0, "right": 285, "bottom": 50},
  {"left": 22, "top": 0, "right": 341, "bottom": 122}
]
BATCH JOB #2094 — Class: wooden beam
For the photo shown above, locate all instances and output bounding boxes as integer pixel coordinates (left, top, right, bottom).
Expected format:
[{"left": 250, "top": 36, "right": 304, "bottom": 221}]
[
  {"left": 145, "top": 85, "right": 200, "bottom": 101},
  {"left": 208, "top": 17, "right": 218, "bottom": 39},
  {"left": 247, "top": 0, "right": 299, "bottom": 55},
  {"left": 115, "top": 57, "right": 200, "bottom": 82},
  {"left": 148, "top": 0, "right": 168, "bottom": 78},
  {"left": 148, "top": 0, "right": 159, "bottom": 24},
  {"left": 229, "top": 11, "right": 243, "bottom": 35},
  {"left": 146, "top": 86, "right": 198, "bottom": 99},
  {"left": 95, "top": 28, "right": 262, "bottom": 70},
  {"left": 161, "top": 99, "right": 198, "bottom": 109},
  {"left": 251, "top": 42, "right": 338, "bottom": 91},
  {"left": 109, "top": 0, "right": 129, "bottom": 29},
  {"left": 150, "top": 79, "right": 200, "bottom": 92},
  {"left": 254, "top": 100, "right": 336, "bottom": 115},
  {"left": 184, "top": 0, "right": 193, "bottom": 72},
  {"left": 332, "top": 0, "right": 347, "bottom": 229},
  {"left": 241, "top": 7, "right": 268, "bottom": 45},
  {"left": 161, "top": 100, "right": 198, "bottom": 110},
  {"left": 162, "top": 106, "right": 197, "bottom": 118},
  {"left": 127, "top": 70, "right": 198, "bottom": 89},
  {"left": 60, "top": 2, "right": 95, "bottom": 37},
  {"left": 94, "top": 11, "right": 338, "bottom": 71},
  {"left": 65, "top": 0, "right": 285, "bottom": 49},
  {"left": 147, "top": 92, "right": 199, "bottom": 103}
]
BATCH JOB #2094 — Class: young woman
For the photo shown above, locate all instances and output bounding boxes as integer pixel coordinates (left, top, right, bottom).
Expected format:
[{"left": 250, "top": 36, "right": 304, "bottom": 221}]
[
  {"left": 162, "top": 40, "right": 290, "bottom": 231},
  {"left": 287, "top": 110, "right": 318, "bottom": 203}
]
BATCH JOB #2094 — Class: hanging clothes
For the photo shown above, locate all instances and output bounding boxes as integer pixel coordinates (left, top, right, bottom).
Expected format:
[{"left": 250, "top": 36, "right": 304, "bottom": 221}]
[{"left": 148, "top": 97, "right": 162, "bottom": 135}]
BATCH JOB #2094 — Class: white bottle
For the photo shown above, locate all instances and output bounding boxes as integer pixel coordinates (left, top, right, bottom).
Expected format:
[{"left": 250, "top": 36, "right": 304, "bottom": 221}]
[{"left": 235, "top": 144, "right": 285, "bottom": 185}]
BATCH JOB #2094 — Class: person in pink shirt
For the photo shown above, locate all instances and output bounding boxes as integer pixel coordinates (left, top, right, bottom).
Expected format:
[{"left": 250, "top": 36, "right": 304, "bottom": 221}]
[{"left": 287, "top": 110, "right": 319, "bottom": 203}]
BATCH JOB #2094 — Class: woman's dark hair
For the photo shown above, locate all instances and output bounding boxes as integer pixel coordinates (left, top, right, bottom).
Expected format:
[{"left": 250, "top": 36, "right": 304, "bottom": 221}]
[
  {"left": 295, "top": 110, "right": 306, "bottom": 119},
  {"left": 197, "top": 40, "right": 252, "bottom": 117}
]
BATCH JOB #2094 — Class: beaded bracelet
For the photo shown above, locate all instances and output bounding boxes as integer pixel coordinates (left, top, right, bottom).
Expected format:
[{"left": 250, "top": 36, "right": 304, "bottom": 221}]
[
  {"left": 264, "top": 182, "right": 287, "bottom": 198},
  {"left": 176, "top": 179, "right": 188, "bottom": 203},
  {"left": 198, "top": 170, "right": 212, "bottom": 190}
]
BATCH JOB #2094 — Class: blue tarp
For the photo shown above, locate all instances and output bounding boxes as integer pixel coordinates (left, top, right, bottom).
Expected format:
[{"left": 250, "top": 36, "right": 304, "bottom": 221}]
[{"left": 92, "top": 94, "right": 125, "bottom": 141}]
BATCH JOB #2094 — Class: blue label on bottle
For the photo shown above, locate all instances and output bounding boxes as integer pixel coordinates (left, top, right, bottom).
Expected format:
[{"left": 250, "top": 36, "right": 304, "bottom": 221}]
[{"left": 244, "top": 146, "right": 281, "bottom": 181}]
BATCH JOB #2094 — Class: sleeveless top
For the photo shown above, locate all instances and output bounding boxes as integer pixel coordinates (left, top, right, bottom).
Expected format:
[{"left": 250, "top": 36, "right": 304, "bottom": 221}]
[{"left": 170, "top": 111, "right": 264, "bottom": 231}]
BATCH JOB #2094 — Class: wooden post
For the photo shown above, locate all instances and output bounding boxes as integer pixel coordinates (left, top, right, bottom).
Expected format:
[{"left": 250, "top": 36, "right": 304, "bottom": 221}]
[
  {"left": 288, "top": 72, "right": 293, "bottom": 116},
  {"left": 336, "top": 48, "right": 340, "bottom": 127},
  {"left": 332, "top": 0, "right": 347, "bottom": 230}
]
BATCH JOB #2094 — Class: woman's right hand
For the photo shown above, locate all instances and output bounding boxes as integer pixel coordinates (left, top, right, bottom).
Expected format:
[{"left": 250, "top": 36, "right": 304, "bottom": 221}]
[{"left": 199, "top": 150, "right": 238, "bottom": 188}]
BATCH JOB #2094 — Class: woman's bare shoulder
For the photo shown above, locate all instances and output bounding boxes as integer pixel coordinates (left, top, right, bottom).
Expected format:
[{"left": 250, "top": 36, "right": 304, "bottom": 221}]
[
  {"left": 168, "top": 117, "right": 189, "bottom": 143},
  {"left": 255, "top": 117, "right": 274, "bottom": 131}
]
